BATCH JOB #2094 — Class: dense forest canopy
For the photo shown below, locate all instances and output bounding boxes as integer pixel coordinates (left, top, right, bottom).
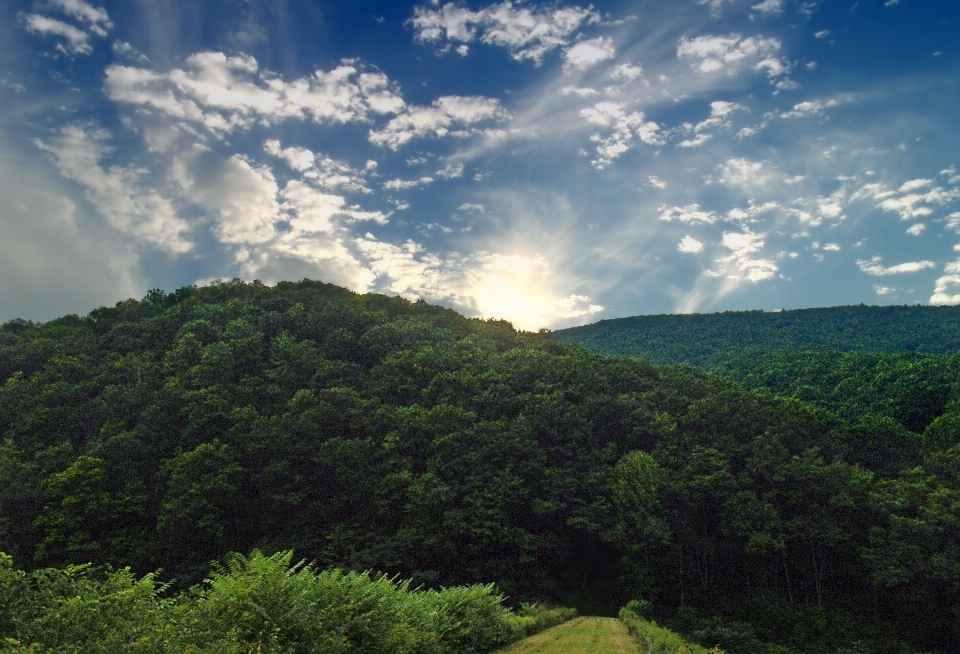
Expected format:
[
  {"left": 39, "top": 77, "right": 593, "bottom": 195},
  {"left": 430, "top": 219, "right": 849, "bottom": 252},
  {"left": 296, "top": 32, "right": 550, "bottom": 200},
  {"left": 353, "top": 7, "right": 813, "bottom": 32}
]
[
  {"left": 1, "top": 280, "right": 959, "bottom": 654},
  {"left": 552, "top": 305, "right": 960, "bottom": 368}
]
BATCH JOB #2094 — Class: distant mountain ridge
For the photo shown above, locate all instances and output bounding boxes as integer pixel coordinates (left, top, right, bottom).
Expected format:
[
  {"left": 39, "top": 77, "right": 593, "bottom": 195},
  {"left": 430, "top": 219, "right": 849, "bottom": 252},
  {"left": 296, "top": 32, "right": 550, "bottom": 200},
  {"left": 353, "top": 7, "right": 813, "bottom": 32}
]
[{"left": 552, "top": 304, "right": 960, "bottom": 368}]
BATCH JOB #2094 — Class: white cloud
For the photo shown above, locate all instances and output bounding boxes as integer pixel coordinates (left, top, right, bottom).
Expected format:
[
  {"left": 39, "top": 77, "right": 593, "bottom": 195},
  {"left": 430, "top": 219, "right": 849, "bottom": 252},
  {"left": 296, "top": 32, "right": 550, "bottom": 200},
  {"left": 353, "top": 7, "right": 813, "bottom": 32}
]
[
  {"left": 728, "top": 200, "right": 780, "bottom": 223},
  {"left": 695, "top": 100, "right": 746, "bottom": 132},
  {"left": 278, "top": 181, "right": 388, "bottom": 233},
  {"left": 410, "top": 1, "right": 600, "bottom": 65},
  {"left": 756, "top": 57, "right": 789, "bottom": 77},
  {"left": 106, "top": 54, "right": 405, "bottom": 135},
  {"left": 564, "top": 37, "right": 616, "bottom": 71},
  {"left": 857, "top": 256, "right": 936, "bottom": 276},
  {"left": 457, "top": 44, "right": 470, "bottom": 56},
  {"left": 383, "top": 176, "right": 435, "bottom": 190},
  {"left": 930, "top": 265, "right": 960, "bottom": 305},
  {"left": 659, "top": 204, "right": 719, "bottom": 224},
  {"left": 718, "top": 158, "right": 778, "bottom": 191},
  {"left": 906, "top": 223, "right": 925, "bottom": 236},
  {"left": 677, "top": 133, "right": 712, "bottom": 148},
  {"left": 898, "top": 178, "right": 933, "bottom": 193},
  {"left": 878, "top": 186, "right": 960, "bottom": 220},
  {"left": 369, "top": 95, "right": 507, "bottom": 150},
  {"left": 113, "top": 40, "right": 149, "bottom": 63},
  {"left": 34, "top": 124, "right": 191, "bottom": 253},
  {"left": 941, "top": 166, "right": 960, "bottom": 185},
  {"left": 780, "top": 98, "right": 839, "bottom": 119},
  {"left": 751, "top": 0, "right": 784, "bottom": 17},
  {"left": 23, "top": 14, "right": 92, "bottom": 54},
  {"left": 815, "top": 30, "right": 830, "bottom": 39},
  {"left": 946, "top": 212, "right": 960, "bottom": 233},
  {"left": 238, "top": 234, "right": 376, "bottom": 296},
  {"left": 49, "top": 0, "right": 112, "bottom": 35},
  {"left": 579, "top": 102, "right": 662, "bottom": 168},
  {"left": 720, "top": 230, "right": 777, "bottom": 282},
  {"left": 823, "top": 243, "right": 841, "bottom": 251},
  {"left": 264, "top": 140, "right": 314, "bottom": 171},
  {"left": 172, "top": 146, "right": 280, "bottom": 245},
  {"left": 279, "top": 181, "right": 345, "bottom": 233},
  {"left": 457, "top": 203, "right": 485, "bottom": 212},
  {"left": 646, "top": 176, "right": 667, "bottom": 189},
  {"left": 677, "top": 34, "right": 784, "bottom": 80},
  {"left": 774, "top": 78, "right": 799, "bottom": 92},
  {"left": 849, "top": 182, "right": 895, "bottom": 203},
  {"left": 436, "top": 162, "right": 465, "bottom": 179},
  {"left": 875, "top": 285, "right": 895, "bottom": 295},
  {"left": 609, "top": 63, "right": 644, "bottom": 81},
  {"left": 264, "top": 140, "right": 372, "bottom": 193},
  {"left": 561, "top": 86, "right": 599, "bottom": 97},
  {"left": 679, "top": 235, "right": 705, "bottom": 253}
]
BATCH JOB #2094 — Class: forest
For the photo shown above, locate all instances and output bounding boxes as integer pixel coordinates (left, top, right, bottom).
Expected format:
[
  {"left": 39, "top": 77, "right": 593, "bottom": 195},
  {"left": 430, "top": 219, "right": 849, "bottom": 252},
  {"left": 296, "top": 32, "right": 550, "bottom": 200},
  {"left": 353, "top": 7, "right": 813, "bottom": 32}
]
[
  {"left": 1, "top": 279, "right": 958, "bottom": 653},
  {"left": 552, "top": 305, "right": 960, "bottom": 368}
]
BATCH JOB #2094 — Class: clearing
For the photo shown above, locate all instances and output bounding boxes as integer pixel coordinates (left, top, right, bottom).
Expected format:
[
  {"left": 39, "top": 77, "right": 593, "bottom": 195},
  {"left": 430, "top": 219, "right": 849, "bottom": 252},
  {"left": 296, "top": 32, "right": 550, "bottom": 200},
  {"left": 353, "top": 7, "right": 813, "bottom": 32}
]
[{"left": 497, "top": 616, "right": 637, "bottom": 654}]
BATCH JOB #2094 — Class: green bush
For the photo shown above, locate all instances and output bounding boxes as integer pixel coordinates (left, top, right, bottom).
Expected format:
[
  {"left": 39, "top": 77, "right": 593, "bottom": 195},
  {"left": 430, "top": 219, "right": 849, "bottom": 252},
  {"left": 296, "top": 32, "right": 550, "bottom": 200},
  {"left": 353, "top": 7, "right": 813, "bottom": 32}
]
[
  {"left": 619, "top": 605, "right": 725, "bottom": 654},
  {"left": 0, "top": 550, "right": 568, "bottom": 654},
  {"left": 0, "top": 552, "right": 167, "bottom": 654},
  {"left": 504, "top": 603, "right": 577, "bottom": 639}
]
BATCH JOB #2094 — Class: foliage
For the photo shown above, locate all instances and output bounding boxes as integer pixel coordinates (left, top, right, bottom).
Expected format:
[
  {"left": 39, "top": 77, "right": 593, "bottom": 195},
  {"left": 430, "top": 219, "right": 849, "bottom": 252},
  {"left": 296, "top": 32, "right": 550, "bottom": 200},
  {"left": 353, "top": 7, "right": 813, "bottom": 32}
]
[
  {"left": 618, "top": 605, "right": 725, "bottom": 654},
  {"left": 553, "top": 305, "right": 960, "bottom": 368},
  {"left": 1, "top": 280, "right": 958, "bottom": 653},
  {"left": 0, "top": 549, "right": 572, "bottom": 654}
]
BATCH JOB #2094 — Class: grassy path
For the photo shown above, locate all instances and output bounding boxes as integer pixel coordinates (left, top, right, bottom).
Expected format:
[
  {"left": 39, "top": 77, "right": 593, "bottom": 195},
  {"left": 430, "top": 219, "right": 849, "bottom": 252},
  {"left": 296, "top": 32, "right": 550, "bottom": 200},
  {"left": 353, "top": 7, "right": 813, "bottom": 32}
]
[{"left": 496, "top": 617, "right": 636, "bottom": 654}]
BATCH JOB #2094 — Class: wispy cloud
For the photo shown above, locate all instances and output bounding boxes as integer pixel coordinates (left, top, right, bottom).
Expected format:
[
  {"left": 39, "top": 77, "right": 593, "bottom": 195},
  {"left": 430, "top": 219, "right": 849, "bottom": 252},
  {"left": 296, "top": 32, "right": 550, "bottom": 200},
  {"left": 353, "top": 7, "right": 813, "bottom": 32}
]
[
  {"left": 34, "top": 124, "right": 191, "bottom": 252},
  {"left": 23, "top": 15, "right": 93, "bottom": 54}
]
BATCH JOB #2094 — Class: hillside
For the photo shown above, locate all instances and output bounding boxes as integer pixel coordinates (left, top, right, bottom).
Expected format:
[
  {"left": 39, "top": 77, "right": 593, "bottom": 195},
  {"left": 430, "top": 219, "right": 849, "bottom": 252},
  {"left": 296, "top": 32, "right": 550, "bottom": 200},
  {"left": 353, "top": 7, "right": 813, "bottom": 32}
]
[
  {"left": 552, "top": 305, "right": 960, "bottom": 368},
  {"left": 2, "top": 280, "right": 959, "bottom": 654}
]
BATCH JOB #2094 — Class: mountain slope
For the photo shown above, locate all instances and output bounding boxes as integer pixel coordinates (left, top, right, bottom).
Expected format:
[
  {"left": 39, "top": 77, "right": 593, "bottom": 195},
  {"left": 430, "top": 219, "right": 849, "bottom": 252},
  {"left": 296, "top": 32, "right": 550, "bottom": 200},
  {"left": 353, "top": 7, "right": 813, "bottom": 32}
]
[
  {"left": 2, "top": 281, "right": 959, "bottom": 653},
  {"left": 552, "top": 305, "right": 960, "bottom": 368}
]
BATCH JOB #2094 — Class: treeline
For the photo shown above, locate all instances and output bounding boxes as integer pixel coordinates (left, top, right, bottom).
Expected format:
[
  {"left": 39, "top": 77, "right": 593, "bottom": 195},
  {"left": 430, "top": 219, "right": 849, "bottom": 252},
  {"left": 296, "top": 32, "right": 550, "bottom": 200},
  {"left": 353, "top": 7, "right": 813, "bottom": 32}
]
[
  {"left": 552, "top": 305, "right": 960, "bottom": 368},
  {"left": 1, "top": 280, "right": 959, "bottom": 653},
  {"left": 0, "top": 548, "right": 574, "bottom": 653}
]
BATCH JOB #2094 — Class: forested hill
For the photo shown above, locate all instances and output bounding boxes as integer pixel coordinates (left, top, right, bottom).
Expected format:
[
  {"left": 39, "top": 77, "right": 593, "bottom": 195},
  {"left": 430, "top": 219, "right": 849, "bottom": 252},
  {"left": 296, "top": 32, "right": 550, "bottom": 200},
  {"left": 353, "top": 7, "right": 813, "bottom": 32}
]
[
  {"left": 552, "top": 305, "right": 960, "bottom": 368},
  {"left": 2, "top": 280, "right": 960, "bottom": 654}
]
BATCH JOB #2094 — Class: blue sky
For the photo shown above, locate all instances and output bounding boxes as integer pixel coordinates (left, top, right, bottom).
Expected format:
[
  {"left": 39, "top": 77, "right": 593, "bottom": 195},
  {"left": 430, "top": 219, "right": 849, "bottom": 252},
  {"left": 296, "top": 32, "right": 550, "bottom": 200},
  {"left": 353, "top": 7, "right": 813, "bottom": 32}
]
[{"left": 2, "top": 0, "right": 959, "bottom": 329}]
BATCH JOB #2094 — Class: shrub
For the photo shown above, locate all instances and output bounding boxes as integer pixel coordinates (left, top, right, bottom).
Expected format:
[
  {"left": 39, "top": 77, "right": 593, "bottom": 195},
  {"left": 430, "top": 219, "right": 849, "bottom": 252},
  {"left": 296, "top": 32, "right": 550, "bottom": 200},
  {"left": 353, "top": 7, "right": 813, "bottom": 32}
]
[{"left": 619, "top": 605, "right": 724, "bottom": 654}]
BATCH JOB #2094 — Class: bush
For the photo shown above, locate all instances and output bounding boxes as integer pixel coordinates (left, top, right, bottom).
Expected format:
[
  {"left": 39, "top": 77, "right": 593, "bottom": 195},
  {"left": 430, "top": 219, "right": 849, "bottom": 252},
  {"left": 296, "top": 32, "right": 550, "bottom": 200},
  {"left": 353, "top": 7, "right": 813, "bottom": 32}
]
[
  {"left": 0, "top": 552, "right": 167, "bottom": 654},
  {"left": 619, "top": 605, "right": 725, "bottom": 654},
  {"left": 0, "top": 550, "right": 574, "bottom": 654},
  {"left": 504, "top": 603, "right": 577, "bottom": 640}
]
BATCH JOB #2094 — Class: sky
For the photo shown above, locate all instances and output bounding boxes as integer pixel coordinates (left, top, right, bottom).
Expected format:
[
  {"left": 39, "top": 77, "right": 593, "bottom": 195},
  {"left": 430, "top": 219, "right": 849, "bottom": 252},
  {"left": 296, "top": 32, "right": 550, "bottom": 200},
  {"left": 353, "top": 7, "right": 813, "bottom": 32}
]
[{"left": 1, "top": 0, "right": 959, "bottom": 330}]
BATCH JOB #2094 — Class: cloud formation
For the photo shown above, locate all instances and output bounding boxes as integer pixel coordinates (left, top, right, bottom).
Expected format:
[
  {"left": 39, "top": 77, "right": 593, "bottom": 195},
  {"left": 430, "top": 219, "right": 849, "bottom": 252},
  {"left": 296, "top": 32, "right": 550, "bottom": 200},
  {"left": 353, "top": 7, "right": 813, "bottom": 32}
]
[
  {"left": 410, "top": 1, "right": 600, "bottom": 65},
  {"left": 677, "top": 34, "right": 785, "bottom": 80},
  {"left": 580, "top": 102, "right": 662, "bottom": 168},
  {"left": 33, "top": 124, "right": 191, "bottom": 252},
  {"left": 370, "top": 96, "right": 507, "bottom": 149},
  {"left": 857, "top": 257, "right": 937, "bottom": 276},
  {"left": 106, "top": 55, "right": 405, "bottom": 134},
  {"left": 564, "top": 37, "right": 616, "bottom": 70}
]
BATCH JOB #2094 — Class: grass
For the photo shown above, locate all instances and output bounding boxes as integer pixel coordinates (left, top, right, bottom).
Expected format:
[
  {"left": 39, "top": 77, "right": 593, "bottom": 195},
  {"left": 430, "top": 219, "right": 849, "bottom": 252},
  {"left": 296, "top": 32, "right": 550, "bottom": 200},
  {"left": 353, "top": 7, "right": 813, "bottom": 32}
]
[{"left": 495, "top": 617, "right": 638, "bottom": 654}]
